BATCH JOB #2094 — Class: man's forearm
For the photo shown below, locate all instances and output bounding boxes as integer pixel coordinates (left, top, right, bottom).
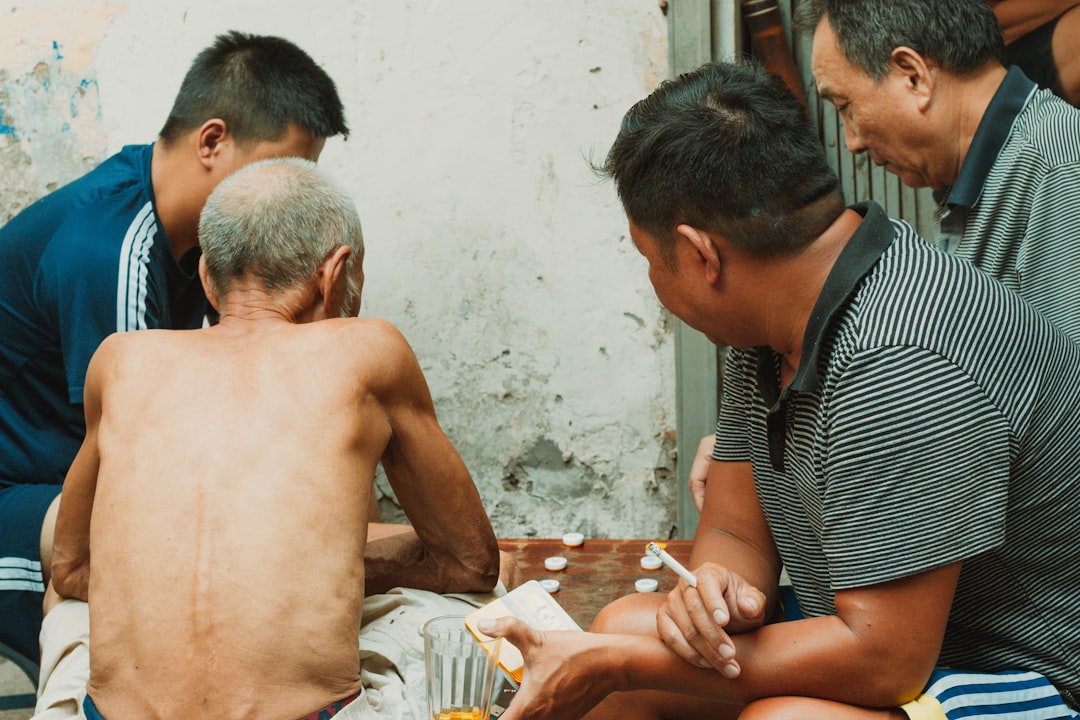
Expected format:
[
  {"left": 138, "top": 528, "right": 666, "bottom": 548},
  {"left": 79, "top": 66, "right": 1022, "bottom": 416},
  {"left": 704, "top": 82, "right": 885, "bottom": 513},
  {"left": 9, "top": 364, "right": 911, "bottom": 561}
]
[
  {"left": 50, "top": 559, "right": 90, "bottom": 602},
  {"left": 363, "top": 526, "right": 428, "bottom": 596},
  {"left": 991, "top": 0, "right": 1077, "bottom": 43},
  {"left": 690, "top": 530, "right": 780, "bottom": 616},
  {"left": 613, "top": 615, "right": 925, "bottom": 709},
  {"left": 363, "top": 525, "right": 498, "bottom": 596}
]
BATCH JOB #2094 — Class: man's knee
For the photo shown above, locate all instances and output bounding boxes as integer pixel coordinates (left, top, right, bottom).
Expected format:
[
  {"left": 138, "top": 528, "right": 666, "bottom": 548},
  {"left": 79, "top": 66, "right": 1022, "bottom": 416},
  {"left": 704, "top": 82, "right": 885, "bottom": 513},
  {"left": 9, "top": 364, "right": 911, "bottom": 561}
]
[
  {"left": 40, "top": 493, "right": 62, "bottom": 585},
  {"left": 36, "top": 599, "right": 91, "bottom": 720},
  {"left": 739, "top": 698, "right": 803, "bottom": 720},
  {"left": 739, "top": 697, "right": 904, "bottom": 720},
  {"left": 590, "top": 592, "right": 664, "bottom": 635}
]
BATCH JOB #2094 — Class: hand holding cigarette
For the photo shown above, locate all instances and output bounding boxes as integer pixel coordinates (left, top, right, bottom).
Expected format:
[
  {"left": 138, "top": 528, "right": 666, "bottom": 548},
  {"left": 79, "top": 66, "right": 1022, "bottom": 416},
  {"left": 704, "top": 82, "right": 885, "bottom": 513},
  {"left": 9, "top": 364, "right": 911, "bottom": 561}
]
[{"left": 650, "top": 551, "right": 768, "bottom": 678}]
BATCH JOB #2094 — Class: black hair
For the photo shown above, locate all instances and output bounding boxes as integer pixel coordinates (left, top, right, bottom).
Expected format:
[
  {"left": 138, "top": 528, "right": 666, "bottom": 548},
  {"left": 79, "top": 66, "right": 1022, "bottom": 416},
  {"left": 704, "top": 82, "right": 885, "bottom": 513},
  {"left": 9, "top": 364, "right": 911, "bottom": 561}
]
[
  {"left": 159, "top": 31, "right": 348, "bottom": 145},
  {"left": 795, "top": 0, "right": 1005, "bottom": 81},
  {"left": 600, "top": 61, "right": 844, "bottom": 260}
]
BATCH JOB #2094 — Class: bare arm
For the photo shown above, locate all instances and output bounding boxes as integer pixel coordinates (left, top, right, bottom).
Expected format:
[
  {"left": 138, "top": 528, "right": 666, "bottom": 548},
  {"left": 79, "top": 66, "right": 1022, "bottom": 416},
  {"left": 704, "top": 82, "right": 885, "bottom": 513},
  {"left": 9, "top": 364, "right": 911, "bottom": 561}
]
[
  {"left": 990, "top": 0, "right": 1078, "bottom": 43},
  {"left": 367, "top": 324, "right": 499, "bottom": 595},
  {"left": 487, "top": 561, "right": 959, "bottom": 720},
  {"left": 689, "top": 459, "right": 780, "bottom": 596},
  {"left": 50, "top": 339, "right": 112, "bottom": 601},
  {"left": 1055, "top": 6, "right": 1080, "bottom": 104},
  {"left": 659, "top": 460, "right": 778, "bottom": 671},
  {"left": 687, "top": 434, "right": 715, "bottom": 512},
  {"left": 364, "top": 523, "right": 521, "bottom": 594}
]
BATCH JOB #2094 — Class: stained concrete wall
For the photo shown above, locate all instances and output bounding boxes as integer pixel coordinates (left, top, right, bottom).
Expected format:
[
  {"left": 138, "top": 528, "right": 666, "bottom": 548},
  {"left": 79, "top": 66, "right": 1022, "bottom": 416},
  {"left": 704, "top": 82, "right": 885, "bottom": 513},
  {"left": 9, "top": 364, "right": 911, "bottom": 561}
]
[{"left": 0, "top": 1, "right": 677, "bottom": 539}]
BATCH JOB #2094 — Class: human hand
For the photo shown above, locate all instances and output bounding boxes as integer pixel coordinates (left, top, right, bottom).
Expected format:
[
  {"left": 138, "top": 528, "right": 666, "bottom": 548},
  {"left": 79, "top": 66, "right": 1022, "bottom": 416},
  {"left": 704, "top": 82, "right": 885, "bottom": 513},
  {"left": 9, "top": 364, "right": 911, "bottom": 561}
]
[
  {"left": 689, "top": 434, "right": 716, "bottom": 512},
  {"left": 657, "top": 562, "right": 766, "bottom": 676},
  {"left": 477, "top": 617, "right": 617, "bottom": 720}
]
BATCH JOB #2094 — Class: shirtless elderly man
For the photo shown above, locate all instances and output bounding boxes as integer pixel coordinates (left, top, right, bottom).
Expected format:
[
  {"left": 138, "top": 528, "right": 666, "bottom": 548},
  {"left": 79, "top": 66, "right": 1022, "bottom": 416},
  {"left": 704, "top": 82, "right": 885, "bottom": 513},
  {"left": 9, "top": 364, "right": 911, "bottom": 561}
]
[{"left": 48, "top": 157, "right": 500, "bottom": 720}]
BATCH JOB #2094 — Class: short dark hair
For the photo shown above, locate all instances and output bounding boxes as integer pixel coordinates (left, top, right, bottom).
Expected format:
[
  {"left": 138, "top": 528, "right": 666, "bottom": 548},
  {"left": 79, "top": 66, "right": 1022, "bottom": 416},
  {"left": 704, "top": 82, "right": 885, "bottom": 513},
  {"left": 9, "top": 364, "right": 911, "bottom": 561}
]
[
  {"left": 600, "top": 61, "right": 844, "bottom": 260},
  {"left": 795, "top": 0, "right": 1005, "bottom": 81},
  {"left": 159, "top": 31, "right": 348, "bottom": 145}
]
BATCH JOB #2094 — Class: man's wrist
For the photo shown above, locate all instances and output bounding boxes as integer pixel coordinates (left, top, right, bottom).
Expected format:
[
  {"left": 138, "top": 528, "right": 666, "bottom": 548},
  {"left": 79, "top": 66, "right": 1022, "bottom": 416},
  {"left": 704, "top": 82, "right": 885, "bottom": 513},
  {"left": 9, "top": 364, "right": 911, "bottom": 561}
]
[{"left": 596, "top": 633, "right": 651, "bottom": 694}]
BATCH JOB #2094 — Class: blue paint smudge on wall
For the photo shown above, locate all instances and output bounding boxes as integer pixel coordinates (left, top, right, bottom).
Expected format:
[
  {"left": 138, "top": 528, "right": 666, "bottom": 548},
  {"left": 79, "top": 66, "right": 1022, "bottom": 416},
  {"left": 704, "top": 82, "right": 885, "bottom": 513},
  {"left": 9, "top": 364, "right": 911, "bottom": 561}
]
[
  {"left": 53, "top": 41, "right": 64, "bottom": 61},
  {"left": 71, "top": 78, "right": 101, "bottom": 119},
  {"left": 0, "top": 101, "right": 14, "bottom": 136}
]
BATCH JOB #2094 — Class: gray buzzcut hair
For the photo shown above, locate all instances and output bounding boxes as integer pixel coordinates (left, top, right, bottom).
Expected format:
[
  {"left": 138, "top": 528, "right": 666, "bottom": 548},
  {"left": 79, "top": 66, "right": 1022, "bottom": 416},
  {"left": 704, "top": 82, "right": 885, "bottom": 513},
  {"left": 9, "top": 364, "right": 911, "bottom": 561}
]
[
  {"left": 198, "top": 157, "right": 364, "bottom": 310},
  {"left": 795, "top": 0, "right": 1005, "bottom": 81}
]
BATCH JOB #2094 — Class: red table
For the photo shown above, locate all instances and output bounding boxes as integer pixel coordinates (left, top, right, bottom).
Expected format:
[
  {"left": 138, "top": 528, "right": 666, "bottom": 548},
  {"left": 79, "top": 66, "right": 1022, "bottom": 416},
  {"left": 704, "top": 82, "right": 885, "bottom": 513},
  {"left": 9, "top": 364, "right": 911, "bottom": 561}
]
[{"left": 497, "top": 538, "right": 693, "bottom": 628}]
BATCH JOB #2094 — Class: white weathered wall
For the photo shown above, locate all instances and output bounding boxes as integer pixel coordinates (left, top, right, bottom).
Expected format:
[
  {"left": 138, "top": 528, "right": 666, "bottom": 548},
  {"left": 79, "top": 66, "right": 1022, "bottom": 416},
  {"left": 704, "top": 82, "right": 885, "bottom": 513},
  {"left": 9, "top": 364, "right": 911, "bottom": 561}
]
[{"left": 0, "top": 1, "right": 676, "bottom": 539}]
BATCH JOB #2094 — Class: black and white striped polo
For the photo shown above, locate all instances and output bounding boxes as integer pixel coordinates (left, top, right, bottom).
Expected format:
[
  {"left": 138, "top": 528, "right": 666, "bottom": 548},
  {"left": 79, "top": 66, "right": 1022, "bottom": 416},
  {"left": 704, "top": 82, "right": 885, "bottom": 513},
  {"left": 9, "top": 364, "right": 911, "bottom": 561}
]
[
  {"left": 937, "top": 66, "right": 1080, "bottom": 341},
  {"left": 715, "top": 201, "right": 1080, "bottom": 698}
]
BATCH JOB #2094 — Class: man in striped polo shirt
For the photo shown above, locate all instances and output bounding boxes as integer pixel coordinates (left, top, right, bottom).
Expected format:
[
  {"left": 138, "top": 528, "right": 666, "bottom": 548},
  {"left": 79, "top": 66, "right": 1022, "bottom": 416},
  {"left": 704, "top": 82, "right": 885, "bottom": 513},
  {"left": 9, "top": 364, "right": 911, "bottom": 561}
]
[
  {"left": 689, "top": 0, "right": 1080, "bottom": 568},
  {"left": 481, "top": 61, "right": 1080, "bottom": 720},
  {"left": 800, "top": 0, "right": 1080, "bottom": 339},
  {"left": 0, "top": 32, "right": 346, "bottom": 666}
]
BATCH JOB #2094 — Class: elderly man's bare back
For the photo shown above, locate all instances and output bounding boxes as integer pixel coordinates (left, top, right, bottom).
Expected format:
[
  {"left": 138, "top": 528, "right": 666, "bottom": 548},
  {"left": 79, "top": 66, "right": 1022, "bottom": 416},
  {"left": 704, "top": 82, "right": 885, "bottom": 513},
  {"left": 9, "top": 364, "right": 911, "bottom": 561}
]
[{"left": 52, "top": 311, "right": 498, "bottom": 720}]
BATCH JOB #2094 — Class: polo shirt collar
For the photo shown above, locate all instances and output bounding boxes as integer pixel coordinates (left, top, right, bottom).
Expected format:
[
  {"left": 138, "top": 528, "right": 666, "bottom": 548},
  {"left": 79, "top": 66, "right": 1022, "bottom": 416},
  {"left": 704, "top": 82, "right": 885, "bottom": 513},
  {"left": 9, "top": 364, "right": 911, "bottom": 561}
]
[
  {"left": 757, "top": 201, "right": 894, "bottom": 402},
  {"left": 940, "top": 66, "right": 1037, "bottom": 209},
  {"left": 756, "top": 201, "right": 895, "bottom": 472},
  {"left": 796, "top": 200, "right": 896, "bottom": 390}
]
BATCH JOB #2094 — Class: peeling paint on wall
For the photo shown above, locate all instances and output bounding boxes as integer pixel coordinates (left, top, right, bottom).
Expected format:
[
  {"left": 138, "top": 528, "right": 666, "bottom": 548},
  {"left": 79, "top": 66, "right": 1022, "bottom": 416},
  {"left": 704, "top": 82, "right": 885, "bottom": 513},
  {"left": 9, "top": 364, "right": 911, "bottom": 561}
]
[{"left": 0, "top": 2, "right": 122, "bottom": 220}]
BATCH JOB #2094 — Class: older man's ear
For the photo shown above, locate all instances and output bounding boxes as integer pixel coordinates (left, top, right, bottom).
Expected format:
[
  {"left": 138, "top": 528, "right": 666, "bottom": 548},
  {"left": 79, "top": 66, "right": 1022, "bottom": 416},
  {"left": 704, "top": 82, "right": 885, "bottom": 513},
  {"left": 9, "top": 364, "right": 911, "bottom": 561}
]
[
  {"left": 317, "top": 245, "right": 354, "bottom": 318},
  {"left": 198, "top": 255, "right": 221, "bottom": 313}
]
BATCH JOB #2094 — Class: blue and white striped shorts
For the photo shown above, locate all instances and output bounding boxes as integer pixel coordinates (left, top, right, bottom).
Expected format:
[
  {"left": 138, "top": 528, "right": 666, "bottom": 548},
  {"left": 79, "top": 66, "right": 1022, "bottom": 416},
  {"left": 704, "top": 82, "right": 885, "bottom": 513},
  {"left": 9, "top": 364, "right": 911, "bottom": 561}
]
[{"left": 901, "top": 669, "right": 1078, "bottom": 720}]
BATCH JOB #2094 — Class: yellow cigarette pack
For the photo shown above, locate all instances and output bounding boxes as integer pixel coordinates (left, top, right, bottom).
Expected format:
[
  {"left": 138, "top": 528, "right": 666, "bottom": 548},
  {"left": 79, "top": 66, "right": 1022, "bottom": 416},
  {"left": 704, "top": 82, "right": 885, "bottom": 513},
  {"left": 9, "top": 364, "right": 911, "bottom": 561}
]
[{"left": 464, "top": 579, "right": 582, "bottom": 683}]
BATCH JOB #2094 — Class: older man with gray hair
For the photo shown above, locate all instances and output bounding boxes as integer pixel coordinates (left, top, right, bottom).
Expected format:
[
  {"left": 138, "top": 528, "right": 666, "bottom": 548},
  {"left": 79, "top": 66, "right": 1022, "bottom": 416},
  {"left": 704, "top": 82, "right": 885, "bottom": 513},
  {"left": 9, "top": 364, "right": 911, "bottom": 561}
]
[
  {"left": 798, "top": 0, "right": 1080, "bottom": 336},
  {"left": 45, "top": 157, "right": 501, "bottom": 720}
]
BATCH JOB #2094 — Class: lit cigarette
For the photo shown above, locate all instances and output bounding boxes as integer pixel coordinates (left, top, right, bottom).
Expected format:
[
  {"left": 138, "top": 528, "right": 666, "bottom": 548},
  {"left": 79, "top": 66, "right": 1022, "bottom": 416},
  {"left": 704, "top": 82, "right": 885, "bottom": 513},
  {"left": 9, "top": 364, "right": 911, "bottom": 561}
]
[{"left": 646, "top": 541, "right": 697, "bottom": 588}]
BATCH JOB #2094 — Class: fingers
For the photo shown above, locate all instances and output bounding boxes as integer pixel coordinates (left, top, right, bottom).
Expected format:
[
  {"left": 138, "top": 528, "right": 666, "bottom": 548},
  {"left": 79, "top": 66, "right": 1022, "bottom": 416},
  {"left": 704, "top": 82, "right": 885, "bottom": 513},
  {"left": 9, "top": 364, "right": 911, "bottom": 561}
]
[
  {"left": 476, "top": 616, "right": 538, "bottom": 650},
  {"left": 731, "top": 585, "right": 766, "bottom": 630},
  {"left": 658, "top": 564, "right": 761, "bottom": 678},
  {"left": 712, "top": 575, "right": 767, "bottom": 634},
  {"left": 696, "top": 564, "right": 768, "bottom": 632},
  {"left": 683, "top": 580, "right": 739, "bottom": 674},
  {"left": 690, "top": 476, "right": 707, "bottom": 514},
  {"left": 694, "top": 567, "right": 731, "bottom": 628},
  {"left": 657, "top": 592, "right": 709, "bottom": 668},
  {"left": 658, "top": 582, "right": 739, "bottom": 676},
  {"left": 688, "top": 434, "right": 716, "bottom": 512},
  {"left": 474, "top": 618, "right": 541, "bottom": 720}
]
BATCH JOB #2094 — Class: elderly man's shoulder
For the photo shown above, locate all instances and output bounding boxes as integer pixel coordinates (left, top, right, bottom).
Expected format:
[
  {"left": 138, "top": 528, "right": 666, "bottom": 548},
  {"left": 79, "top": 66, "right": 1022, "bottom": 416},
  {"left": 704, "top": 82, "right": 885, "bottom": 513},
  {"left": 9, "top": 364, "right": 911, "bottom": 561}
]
[
  {"left": 319, "top": 316, "right": 409, "bottom": 346},
  {"left": 86, "top": 327, "right": 199, "bottom": 375},
  {"left": 304, "top": 317, "right": 431, "bottom": 393},
  {"left": 312, "top": 316, "right": 420, "bottom": 366},
  {"left": 88, "top": 327, "right": 156, "bottom": 366}
]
